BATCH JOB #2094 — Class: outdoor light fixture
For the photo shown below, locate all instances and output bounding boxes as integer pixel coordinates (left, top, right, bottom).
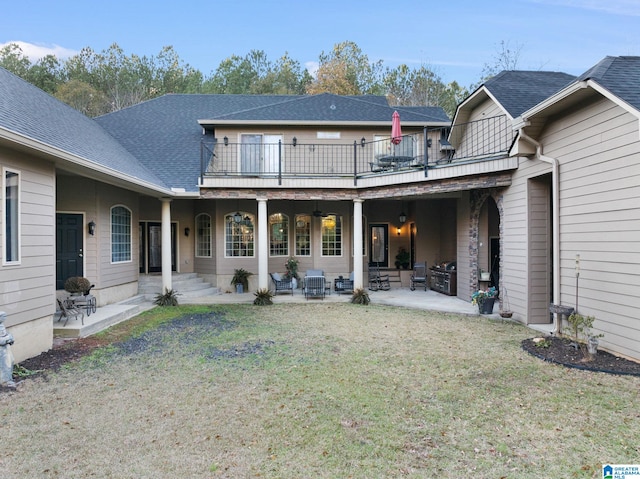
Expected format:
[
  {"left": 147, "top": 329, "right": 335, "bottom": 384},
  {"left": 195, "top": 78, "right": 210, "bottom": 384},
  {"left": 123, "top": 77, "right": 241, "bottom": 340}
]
[
  {"left": 233, "top": 212, "right": 243, "bottom": 223},
  {"left": 184, "top": 227, "right": 190, "bottom": 237},
  {"left": 223, "top": 136, "right": 229, "bottom": 146},
  {"left": 398, "top": 212, "right": 407, "bottom": 225},
  {"left": 396, "top": 226, "right": 401, "bottom": 236},
  {"left": 292, "top": 137, "right": 297, "bottom": 147},
  {"left": 88, "top": 221, "right": 96, "bottom": 236},
  {"left": 361, "top": 137, "right": 366, "bottom": 147}
]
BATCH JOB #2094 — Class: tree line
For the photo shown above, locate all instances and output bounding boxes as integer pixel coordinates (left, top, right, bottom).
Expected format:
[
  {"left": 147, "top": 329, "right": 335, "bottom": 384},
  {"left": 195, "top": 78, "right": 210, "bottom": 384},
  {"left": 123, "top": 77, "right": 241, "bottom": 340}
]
[{"left": 1, "top": 40, "right": 519, "bottom": 119}]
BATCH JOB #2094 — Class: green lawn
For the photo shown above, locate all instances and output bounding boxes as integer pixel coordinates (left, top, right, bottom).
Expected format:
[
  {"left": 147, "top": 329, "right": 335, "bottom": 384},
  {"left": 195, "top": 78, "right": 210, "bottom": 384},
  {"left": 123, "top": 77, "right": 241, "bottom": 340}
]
[{"left": 2, "top": 303, "right": 638, "bottom": 478}]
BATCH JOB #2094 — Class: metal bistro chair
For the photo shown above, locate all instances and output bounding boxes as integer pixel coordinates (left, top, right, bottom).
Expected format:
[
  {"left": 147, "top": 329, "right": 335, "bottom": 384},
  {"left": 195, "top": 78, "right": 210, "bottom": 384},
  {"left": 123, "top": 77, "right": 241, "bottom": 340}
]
[{"left": 410, "top": 262, "right": 428, "bottom": 291}]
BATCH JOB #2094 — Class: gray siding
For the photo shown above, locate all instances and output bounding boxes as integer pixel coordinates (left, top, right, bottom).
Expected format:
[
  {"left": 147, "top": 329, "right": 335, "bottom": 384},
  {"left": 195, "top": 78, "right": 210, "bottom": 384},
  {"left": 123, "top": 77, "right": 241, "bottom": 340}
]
[
  {"left": 0, "top": 148, "right": 55, "bottom": 328},
  {"left": 540, "top": 98, "right": 640, "bottom": 359}
]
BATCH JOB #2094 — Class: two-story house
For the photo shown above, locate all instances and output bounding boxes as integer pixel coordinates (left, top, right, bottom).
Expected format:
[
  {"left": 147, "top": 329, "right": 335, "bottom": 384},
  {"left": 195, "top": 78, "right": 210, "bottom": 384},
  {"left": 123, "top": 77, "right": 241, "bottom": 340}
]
[{"left": 1, "top": 55, "right": 639, "bottom": 364}]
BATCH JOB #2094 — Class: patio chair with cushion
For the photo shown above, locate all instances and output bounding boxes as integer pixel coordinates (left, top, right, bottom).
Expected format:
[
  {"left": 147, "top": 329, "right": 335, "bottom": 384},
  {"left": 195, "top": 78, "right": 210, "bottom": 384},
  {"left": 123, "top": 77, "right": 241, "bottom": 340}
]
[
  {"left": 270, "top": 273, "right": 294, "bottom": 295},
  {"left": 410, "top": 262, "right": 428, "bottom": 291},
  {"left": 304, "top": 275, "right": 326, "bottom": 300},
  {"left": 335, "top": 272, "right": 355, "bottom": 295}
]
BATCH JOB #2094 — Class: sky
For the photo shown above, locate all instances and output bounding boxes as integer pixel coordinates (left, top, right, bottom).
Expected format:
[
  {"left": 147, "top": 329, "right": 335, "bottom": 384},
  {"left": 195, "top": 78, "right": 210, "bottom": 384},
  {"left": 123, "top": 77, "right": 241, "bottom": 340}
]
[{"left": 2, "top": 0, "right": 640, "bottom": 88}]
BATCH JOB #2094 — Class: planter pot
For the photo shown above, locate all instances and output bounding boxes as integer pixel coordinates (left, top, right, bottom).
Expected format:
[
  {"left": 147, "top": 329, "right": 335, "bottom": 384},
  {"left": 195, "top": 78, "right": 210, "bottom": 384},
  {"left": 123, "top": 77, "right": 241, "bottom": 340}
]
[
  {"left": 478, "top": 297, "right": 496, "bottom": 314},
  {"left": 587, "top": 336, "right": 599, "bottom": 355},
  {"left": 236, "top": 284, "right": 244, "bottom": 294},
  {"left": 480, "top": 272, "right": 491, "bottom": 281},
  {"left": 291, "top": 278, "right": 297, "bottom": 289}
]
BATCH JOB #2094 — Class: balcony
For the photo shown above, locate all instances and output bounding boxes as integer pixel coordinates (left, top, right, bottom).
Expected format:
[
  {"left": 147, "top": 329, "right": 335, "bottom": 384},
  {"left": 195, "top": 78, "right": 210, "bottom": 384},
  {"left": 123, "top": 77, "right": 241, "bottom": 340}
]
[{"left": 199, "top": 115, "right": 515, "bottom": 187}]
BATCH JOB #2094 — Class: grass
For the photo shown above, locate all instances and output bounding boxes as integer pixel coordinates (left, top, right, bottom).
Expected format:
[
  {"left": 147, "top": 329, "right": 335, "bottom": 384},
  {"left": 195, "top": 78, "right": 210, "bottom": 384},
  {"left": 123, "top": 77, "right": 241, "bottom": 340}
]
[{"left": 2, "top": 303, "right": 639, "bottom": 478}]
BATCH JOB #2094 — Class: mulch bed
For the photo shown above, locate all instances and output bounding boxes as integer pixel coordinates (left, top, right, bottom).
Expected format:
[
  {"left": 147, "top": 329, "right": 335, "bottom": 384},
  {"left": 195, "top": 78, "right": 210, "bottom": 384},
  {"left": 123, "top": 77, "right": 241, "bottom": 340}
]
[{"left": 522, "top": 336, "right": 640, "bottom": 376}]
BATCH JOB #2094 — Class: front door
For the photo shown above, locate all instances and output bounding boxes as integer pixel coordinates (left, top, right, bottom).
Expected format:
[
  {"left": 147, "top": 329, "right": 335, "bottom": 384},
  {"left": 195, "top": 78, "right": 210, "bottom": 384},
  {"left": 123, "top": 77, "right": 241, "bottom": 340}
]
[
  {"left": 369, "top": 224, "right": 389, "bottom": 266},
  {"left": 141, "top": 222, "right": 176, "bottom": 273},
  {"left": 56, "top": 213, "right": 83, "bottom": 289}
]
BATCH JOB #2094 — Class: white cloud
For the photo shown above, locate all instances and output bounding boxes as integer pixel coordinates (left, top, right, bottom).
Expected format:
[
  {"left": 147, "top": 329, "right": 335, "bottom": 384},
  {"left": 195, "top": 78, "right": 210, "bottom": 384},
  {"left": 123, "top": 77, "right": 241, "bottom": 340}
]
[
  {"left": 305, "top": 60, "right": 319, "bottom": 77},
  {"left": 0, "top": 41, "right": 78, "bottom": 62}
]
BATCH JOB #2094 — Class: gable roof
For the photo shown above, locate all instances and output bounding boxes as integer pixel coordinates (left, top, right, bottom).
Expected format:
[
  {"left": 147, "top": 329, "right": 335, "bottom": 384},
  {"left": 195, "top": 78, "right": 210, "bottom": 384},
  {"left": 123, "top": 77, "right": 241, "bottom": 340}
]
[
  {"left": 0, "top": 67, "right": 170, "bottom": 195},
  {"left": 453, "top": 70, "right": 575, "bottom": 125},
  {"left": 483, "top": 71, "right": 576, "bottom": 118},
  {"left": 576, "top": 56, "right": 640, "bottom": 112},
  {"left": 97, "top": 93, "right": 450, "bottom": 192}
]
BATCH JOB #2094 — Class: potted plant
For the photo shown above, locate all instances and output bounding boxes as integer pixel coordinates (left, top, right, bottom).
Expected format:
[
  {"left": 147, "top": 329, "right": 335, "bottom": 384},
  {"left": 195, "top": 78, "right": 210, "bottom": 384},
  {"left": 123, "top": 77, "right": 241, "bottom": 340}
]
[
  {"left": 395, "top": 247, "right": 410, "bottom": 269},
  {"left": 64, "top": 276, "right": 92, "bottom": 296},
  {"left": 471, "top": 286, "right": 498, "bottom": 314},
  {"left": 283, "top": 257, "right": 299, "bottom": 288},
  {"left": 566, "top": 311, "right": 603, "bottom": 360},
  {"left": 231, "top": 268, "right": 253, "bottom": 293}
]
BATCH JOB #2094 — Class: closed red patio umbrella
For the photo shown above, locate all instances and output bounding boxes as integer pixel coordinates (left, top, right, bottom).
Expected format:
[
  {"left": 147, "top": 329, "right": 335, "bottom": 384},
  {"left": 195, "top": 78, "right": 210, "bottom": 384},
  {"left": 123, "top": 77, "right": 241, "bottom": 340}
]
[{"left": 391, "top": 110, "right": 402, "bottom": 145}]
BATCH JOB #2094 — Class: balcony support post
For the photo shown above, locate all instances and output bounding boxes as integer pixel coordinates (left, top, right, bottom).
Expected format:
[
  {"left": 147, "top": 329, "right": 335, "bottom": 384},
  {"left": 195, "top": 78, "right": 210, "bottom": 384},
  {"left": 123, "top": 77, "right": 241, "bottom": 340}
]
[{"left": 353, "top": 141, "right": 358, "bottom": 186}]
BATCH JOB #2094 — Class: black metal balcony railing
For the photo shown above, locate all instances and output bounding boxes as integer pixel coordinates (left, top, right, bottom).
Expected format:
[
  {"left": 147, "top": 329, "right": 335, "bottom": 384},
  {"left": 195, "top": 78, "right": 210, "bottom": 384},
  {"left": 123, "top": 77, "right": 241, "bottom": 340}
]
[{"left": 200, "top": 116, "right": 514, "bottom": 184}]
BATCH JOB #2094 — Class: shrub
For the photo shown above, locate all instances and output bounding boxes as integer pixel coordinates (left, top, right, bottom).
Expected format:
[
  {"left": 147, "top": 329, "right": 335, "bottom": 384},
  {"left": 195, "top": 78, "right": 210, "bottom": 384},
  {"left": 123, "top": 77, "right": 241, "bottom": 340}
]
[
  {"left": 154, "top": 289, "right": 180, "bottom": 306},
  {"left": 350, "top": 288, "right": 370, "bottom": 305},
  {"left": 64, "top": 276, "right": 92, "bottom": 294},
  {"left": 253, "top": 288, "right": 274, "bottom": 306}
]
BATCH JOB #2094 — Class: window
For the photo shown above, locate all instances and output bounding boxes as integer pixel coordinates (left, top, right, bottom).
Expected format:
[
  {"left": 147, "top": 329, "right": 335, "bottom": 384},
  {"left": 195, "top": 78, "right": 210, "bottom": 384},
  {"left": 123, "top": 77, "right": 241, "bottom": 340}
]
[
  {"left": 3, "top": 168, "right": 20, "bottom": 264},
  {"left": 295, "top": 214, "right": 311, "bottom": 256},
  {"left": 374, "top": 134, "right": 415, "bottom": 158},
  {"left": 195, "top": 214, "right": 211, "bottom": 257},
  {"left": 225, "top": 212, "right": 254, "bottom": 257},
  {"left": 269, "top": 213, "right": 289, "bottom": 256},
  {"left": 111, "top": 205, "right": 132, "bottom": 263},
  {"left": 321, "top": 214, "right": 342, "bottom": 256}
]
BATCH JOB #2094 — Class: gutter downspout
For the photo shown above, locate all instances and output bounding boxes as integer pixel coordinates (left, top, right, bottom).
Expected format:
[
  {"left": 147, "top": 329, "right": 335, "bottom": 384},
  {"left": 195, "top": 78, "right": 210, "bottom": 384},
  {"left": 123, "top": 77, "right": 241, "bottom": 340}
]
[{"left": 517, "top": 129, "right": 562, "bottom": 334}]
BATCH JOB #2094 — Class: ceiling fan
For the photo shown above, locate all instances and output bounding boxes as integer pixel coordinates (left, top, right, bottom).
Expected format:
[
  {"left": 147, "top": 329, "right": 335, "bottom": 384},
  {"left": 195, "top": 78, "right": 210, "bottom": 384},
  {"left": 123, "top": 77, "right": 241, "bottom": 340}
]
[{"left": 312, "top": 201, "right": 328, "bottom": 217}]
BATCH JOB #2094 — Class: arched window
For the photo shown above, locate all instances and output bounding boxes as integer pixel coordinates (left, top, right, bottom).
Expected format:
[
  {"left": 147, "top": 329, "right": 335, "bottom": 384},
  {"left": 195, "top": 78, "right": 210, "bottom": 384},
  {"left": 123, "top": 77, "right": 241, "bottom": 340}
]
[
  {"left": 225, "top": 212, "right": 254, "bottom": 257},
  {"left": 321, "top": 214, "right": 342, "bottom": 257},
  {"left": 195, "top": 213, "right": 211, "bottom": 257},
  {"left": 111, "top": 205, "right": 132, "bottom": 263},
  {"left": 269, "top": 213, "right": 289, "bottom": 256},
  {"left": 294, "top": 214, "right": 311, "bottom": 256}
]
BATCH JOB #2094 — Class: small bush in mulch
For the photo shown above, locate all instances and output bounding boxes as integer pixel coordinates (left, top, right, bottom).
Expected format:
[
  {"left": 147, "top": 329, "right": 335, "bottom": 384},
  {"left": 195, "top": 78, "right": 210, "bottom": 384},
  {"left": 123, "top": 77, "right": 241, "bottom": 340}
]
[{"left": 522, "top": 336, "right": 640, "bottom": 376}]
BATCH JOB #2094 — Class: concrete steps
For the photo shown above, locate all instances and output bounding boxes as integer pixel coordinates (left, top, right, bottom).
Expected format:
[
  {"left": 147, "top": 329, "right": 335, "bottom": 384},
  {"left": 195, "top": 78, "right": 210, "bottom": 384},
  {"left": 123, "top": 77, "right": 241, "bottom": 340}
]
[
  {"left": 53, "top": 295, "right": 155, "bottom": 338},
  {"left": 138, "top": 273, "right": 219, "bottom": 300}
]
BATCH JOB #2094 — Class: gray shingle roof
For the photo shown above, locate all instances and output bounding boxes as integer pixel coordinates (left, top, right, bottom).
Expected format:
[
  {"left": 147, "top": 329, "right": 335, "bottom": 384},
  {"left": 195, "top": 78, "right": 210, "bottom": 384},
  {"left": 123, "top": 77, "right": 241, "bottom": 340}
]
[
  {"left": 96, "top": 93, "right": 450, "bottom": 192},
  {"left": 484, "top": 71, "right": 576, "bottom": 117},
  {"left": 0, "top": 67, "right": 168, "bottom": 191},
  {"left": 576, "top": 56, "right": 640, "bottom": 112}
]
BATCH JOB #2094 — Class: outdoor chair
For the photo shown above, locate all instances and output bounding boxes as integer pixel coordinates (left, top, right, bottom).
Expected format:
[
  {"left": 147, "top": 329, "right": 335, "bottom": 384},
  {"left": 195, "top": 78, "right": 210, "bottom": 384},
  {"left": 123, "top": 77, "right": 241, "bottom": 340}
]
[
  {"left": 368, "top": 265, "right": 390, "bottom": 291},
  {"left": 304, "top": 276, "right": 326, "bottom": 300},
  {"left": 270, "top": 273, "right": 294, "bottom": 295},
  {"left": 335, "top": 272, "right": 355, "bottom": 295},
  {"left": 56, "top": 298, "right": 84, "bottom": 326},
  {"left": 410, "top": 262, "right": 428, "bottom": 291}
]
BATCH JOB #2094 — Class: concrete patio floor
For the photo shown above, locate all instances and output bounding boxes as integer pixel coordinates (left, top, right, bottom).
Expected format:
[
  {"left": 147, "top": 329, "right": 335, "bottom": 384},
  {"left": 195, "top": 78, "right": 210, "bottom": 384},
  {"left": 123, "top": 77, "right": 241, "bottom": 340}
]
[{"left": 55, "top": 286, "right": 548, "bottom": 340}]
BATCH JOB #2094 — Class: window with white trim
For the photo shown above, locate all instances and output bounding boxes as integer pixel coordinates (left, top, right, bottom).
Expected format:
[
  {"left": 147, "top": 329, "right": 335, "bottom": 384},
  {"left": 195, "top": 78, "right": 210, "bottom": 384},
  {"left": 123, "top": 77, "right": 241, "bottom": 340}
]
[
  {"left": 269, "top": 213, "right": 289, "bottom": 256},
  {"left": 3, "top": 168, "right": 20, "bottom": 264},
  {"left": 321, "top": 214, "right": 342, "bottom": 256},
  {"left": 195, "top": 213, "right": 211, "bottom": 257},
  {"left": 225, "top": 212, "right": 254, "bottom": 257},
  {"left": 295, "top": 214, "right": 311, "bottom": 256},
  {"left": 111, "top": 205, "right": 132, "bottom": 263}
]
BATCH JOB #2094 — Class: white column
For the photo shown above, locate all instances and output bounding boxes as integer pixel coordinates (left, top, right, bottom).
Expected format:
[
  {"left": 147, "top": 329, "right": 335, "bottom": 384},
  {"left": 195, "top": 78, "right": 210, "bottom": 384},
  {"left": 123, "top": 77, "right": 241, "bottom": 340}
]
[
  {"left": 257, "top": 198, "right": 269, "bottom": 290},
  {"left": 353, "top": 199, "right": 364, "bottom": 289},
  {"left": 160, "top": 198, "right": 172, "bottom": 293}
]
